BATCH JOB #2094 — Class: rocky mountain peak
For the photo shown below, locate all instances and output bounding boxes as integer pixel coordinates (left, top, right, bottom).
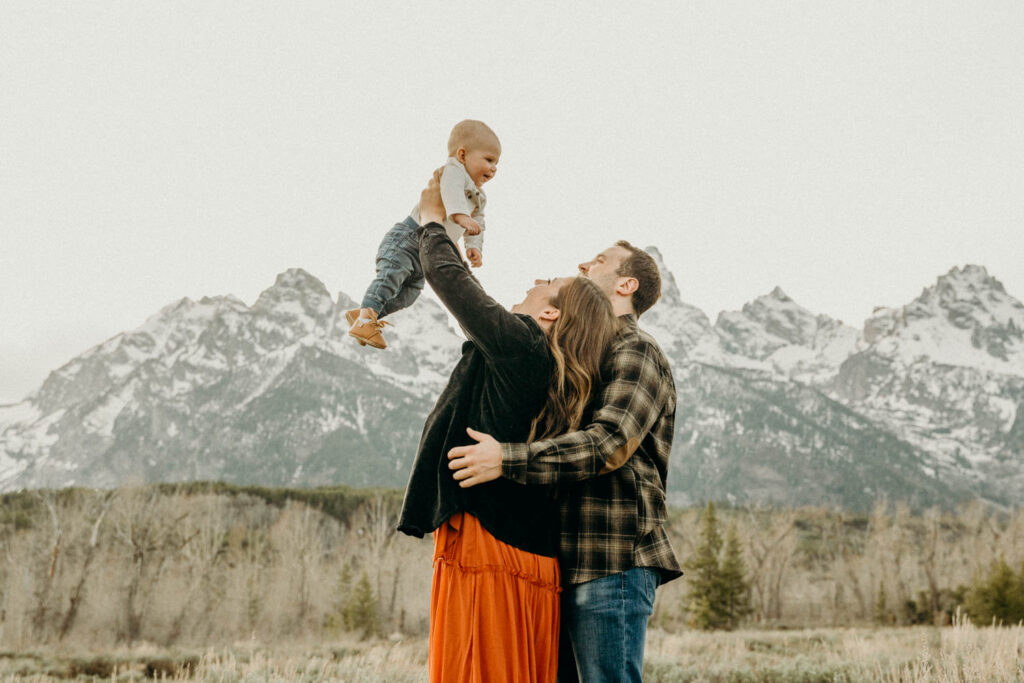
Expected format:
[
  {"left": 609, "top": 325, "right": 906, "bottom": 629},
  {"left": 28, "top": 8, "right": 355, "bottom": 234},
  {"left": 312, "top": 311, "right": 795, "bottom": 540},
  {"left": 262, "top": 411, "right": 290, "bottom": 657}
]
[
  {"left": 645, "top": 246, "right": 683, "bottom": 306},
  {"left": 252, "top": 268, "right": 335, "bottom": 326},
  {"left": 335, "top": 291, "right": 359, "bottom": 312},
  {"left": 701, "top": 289, "right": 858, "bottom": 384},
  {"left": 940, "top": 264, "right": 999, "bottom": 290},
  {"left": 913, "top": 265, "right": 1011, "bottom": 318},
  {"left": 272, "top": 267, "right": 329, "bottom": 292},
  {"left": 859, "top": 264, "right": 1024, "bottom": 372},
  {"left": 640, "top": 246, "right": 717, "bottom": 360},
  {"left": 717, "top": 287, "right": 846, "bottom": 355}
]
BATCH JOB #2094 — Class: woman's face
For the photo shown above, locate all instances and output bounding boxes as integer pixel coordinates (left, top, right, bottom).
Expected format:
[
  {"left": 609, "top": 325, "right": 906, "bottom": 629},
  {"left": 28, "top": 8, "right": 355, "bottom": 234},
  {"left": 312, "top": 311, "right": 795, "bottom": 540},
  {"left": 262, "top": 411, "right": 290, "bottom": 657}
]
[{"left": 511, "top": 277, "right": 570, "bottom": 321}]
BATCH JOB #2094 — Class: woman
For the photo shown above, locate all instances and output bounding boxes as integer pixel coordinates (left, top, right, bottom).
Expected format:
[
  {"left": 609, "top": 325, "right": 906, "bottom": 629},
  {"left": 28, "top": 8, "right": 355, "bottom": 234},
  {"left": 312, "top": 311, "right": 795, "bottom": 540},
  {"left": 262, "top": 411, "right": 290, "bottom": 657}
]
[{"left": 397, "top": 173, "right": 618, "bottom": 682}]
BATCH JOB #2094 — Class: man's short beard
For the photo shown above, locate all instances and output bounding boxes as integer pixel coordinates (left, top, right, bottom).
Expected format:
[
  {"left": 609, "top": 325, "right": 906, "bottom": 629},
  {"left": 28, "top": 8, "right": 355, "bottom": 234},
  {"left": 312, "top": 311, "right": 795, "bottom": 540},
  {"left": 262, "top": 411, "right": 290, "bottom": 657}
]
[{"left": 589, "top": 272, "right": 619, "bottom": 299}]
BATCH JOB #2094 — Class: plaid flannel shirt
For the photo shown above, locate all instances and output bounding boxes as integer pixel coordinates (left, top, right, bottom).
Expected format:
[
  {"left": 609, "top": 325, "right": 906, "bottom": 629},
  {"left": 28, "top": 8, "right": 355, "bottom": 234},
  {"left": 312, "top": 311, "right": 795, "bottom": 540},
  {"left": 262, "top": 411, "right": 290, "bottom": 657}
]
[{"left": 501, "top": 314, "right": 683, "bottom": 585}]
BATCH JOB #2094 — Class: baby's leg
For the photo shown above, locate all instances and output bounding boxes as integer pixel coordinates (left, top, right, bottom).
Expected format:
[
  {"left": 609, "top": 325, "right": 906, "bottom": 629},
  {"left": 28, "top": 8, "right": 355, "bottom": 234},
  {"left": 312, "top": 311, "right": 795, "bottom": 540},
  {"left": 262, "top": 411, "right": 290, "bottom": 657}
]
[
  {"left": 378, "top": 268, "right": 424, "bottom": 318},
  {"left": 361, "top": 217, "right": 420, "bottom": 316}
]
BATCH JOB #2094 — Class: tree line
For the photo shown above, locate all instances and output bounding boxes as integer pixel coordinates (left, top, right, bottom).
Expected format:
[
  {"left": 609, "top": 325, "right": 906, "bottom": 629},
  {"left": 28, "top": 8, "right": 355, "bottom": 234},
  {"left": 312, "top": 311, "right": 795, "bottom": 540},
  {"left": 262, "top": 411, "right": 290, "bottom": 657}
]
[
  {"left": 2, "top": 484, "right": 1023, "bottom": 650},
  {"left": 679, "top": 501, "right": 1024, "bottom": 630}
]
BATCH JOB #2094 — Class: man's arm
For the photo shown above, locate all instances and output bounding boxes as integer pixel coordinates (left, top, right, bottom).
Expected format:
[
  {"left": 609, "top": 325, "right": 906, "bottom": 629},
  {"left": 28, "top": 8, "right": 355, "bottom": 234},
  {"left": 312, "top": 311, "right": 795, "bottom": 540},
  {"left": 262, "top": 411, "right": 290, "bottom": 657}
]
[{"left": 449, "top": 336, "right": 672, "bottom": 487}]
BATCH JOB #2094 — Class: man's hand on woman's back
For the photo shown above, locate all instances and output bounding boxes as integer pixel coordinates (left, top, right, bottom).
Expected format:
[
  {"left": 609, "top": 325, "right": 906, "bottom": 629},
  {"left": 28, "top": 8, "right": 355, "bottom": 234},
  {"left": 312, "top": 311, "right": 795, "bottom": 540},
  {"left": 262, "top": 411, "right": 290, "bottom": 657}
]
[{"left": 448, "top": 427, "right": 502, "bottom": 487}]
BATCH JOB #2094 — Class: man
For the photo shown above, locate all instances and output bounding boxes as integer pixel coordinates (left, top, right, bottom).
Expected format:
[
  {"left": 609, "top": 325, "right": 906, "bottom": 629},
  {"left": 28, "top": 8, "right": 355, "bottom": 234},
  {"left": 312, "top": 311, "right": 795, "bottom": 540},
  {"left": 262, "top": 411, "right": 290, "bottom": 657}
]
[{"left": 448, "top": 242, "right": 682, "bottom": 682}]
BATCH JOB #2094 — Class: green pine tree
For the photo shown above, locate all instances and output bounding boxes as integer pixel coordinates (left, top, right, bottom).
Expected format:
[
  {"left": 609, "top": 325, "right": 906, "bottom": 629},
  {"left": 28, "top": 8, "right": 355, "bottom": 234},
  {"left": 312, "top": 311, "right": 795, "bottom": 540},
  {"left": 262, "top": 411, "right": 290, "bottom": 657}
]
[
  {"left": 343, "top": 570, "right": 380, "bottom": 639},
  {"left": 719, "top": 522, "right": 753, "bottom": 628},
  {"left": 325, "top": 561, "right": 354, "bottom": 633},
  {"left": 964, "top": 556, "right": 1024, "bottom": 625},
  {"left": 683, "top": 502, "right": 728, "bottom": 630}
]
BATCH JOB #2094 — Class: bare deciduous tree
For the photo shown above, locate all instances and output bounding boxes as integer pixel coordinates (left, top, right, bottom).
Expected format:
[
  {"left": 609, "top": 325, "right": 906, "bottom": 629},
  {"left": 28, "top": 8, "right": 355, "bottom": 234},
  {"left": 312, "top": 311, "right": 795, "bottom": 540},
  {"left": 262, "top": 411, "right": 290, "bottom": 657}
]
[
  {"left": 744, "top": 506, "right": 796, "bottom": 623},
  {"left": 58, "top": 490, "right": 115, "bottom": 640},
  {"left": 111, "top": 488, "right": 195, "bottom": 644}
]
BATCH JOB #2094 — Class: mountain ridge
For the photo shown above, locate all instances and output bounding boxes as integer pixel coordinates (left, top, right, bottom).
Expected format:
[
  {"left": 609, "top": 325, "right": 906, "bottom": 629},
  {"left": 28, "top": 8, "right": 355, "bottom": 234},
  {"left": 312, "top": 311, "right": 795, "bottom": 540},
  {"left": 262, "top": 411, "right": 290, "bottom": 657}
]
[{"left": 2, "top": 260, "right": 1021, "bottom": 509}]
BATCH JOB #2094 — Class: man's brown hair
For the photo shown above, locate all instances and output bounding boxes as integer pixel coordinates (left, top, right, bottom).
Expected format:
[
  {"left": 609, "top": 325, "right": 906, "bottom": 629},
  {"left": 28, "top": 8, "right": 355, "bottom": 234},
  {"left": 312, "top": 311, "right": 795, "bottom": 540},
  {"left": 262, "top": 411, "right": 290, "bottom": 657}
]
[{"left": 615, "top": 240, "right": 661, "bottom": 317}]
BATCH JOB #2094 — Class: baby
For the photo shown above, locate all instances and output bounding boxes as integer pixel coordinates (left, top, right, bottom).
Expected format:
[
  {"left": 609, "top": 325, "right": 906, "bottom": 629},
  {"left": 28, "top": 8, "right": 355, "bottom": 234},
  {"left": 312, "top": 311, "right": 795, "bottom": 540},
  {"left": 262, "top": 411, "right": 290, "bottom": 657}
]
[{"left": 347, "top": 120, "right": 500, "bottom": 349}]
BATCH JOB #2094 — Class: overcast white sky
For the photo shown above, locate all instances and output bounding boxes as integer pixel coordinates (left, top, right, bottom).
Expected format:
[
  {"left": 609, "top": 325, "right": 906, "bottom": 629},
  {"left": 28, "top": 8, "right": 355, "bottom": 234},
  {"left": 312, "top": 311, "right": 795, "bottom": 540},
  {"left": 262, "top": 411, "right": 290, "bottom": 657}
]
[{"left": 2, "top": 1, "right": 1023, "bottom": 404}]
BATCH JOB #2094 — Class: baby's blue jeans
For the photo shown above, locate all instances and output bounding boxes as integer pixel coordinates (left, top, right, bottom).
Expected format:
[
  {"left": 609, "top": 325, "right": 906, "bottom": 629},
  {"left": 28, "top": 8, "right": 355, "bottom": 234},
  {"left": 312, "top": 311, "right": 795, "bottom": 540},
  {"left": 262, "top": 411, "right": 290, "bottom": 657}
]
[{"left": 360, "top": 216, "right": 424, "bottom": 318}]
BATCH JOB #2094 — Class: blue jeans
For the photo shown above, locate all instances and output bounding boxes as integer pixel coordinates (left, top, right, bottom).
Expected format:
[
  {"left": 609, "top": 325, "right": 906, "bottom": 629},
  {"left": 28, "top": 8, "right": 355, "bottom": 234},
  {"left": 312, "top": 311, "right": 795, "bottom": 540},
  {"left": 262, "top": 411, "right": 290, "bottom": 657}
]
[
  {"left": 360, "top": 216, "right": 424, "bottom": 318},
  {"left": 558, "top": 567, "right": 660, "bottom": 683}
]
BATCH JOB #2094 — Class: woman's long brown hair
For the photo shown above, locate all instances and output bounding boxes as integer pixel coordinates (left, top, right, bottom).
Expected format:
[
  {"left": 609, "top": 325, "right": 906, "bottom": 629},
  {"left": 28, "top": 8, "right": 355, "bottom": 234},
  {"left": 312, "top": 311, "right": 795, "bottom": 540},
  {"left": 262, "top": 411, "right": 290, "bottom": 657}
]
[{"left": 529, "top": 277, "right": 619, "bottom": 442}]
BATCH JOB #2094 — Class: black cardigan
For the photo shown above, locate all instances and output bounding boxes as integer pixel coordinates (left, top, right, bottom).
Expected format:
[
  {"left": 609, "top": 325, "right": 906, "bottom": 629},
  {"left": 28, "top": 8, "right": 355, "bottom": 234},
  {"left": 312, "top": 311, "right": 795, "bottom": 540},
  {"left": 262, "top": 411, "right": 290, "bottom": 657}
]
[{"left": 396, "top": 222, "right": 559, "bottom": 556}]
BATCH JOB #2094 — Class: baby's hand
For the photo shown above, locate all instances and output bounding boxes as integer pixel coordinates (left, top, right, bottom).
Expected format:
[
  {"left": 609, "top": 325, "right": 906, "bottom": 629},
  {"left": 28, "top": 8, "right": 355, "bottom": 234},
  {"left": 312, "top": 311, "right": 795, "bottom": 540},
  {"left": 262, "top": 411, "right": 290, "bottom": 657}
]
[
  {"left": 466, "top": 248, "right": 483, "bottom": 268},
  {"left": 453, "top": 214, "right": 481, "bottom": 236}
]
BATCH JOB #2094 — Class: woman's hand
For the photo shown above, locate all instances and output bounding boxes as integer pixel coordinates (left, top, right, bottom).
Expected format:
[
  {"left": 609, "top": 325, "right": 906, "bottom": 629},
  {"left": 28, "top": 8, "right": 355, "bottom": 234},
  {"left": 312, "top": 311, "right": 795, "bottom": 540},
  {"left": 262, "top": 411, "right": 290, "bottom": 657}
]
[{"left": 419, "top": 168, "right": 446, "bottom": 224}]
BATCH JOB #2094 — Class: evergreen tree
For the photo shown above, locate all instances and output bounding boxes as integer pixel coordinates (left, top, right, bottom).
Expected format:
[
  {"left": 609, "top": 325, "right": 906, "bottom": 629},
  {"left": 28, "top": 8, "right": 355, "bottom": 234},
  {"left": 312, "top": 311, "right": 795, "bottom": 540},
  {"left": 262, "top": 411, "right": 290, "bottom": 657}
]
[
  {"left": 343, "top": 570, "right": 380, "bottom": 639},
  {"left": 683, "top": 502, "right": 728, "bottom": 630},
  {"left": 874, "top": 580, "right": 890, "bottom": 625},
  {"left": 719, "top": 522, "right": 753, "bottom": 626},
  {"left": 325, "top": 561, "right": 354, "bottom": 634},
  {"left": 964, "top": 556, "right": 1024, "bottom": 625}
]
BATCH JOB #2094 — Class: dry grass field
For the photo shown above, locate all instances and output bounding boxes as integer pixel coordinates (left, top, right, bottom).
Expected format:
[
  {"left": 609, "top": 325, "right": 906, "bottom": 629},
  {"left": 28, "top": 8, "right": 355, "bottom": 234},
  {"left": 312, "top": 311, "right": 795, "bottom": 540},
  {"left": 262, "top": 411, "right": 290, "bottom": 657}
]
[
  {"left": 643, "top": 617, "right": 1024, "bottom": 682},
  {"left": 1, "top": 618, "right": 1021, "bottom": 682},
  {"left": 3, "top": 485, "right": 1024, "bottom": 680}
]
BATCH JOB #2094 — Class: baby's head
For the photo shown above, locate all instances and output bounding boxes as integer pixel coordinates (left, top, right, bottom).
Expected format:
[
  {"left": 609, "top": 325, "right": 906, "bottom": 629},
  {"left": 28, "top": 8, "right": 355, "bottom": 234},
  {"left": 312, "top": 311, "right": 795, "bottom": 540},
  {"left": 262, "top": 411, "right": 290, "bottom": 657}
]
[{"left": 447, "top": 120, "right": 501, "bottom": 187}]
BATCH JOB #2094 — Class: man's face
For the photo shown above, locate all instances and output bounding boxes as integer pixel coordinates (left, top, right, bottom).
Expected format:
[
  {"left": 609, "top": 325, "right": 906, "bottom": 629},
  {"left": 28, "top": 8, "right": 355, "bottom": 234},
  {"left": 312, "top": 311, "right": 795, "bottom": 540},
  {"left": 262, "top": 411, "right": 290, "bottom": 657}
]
[
  {"left": 578, "top": 246, "right": 630, "bottom": 296},
  {"left": 511, "top": 277, "right": 569, "bottom": 320}
]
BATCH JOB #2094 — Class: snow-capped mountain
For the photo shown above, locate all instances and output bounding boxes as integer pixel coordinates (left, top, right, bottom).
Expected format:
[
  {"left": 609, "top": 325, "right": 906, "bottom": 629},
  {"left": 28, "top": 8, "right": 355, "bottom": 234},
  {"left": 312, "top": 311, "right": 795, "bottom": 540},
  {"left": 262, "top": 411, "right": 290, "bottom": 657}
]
[
  {"left": 2, "top": 260, "right": 1022, "bottom": 509},
  {"left": 0, "top": 269, "right": 461, "bottom": 491},
  {"left": 708, "top": 288, "right": 859, "bottom": 384},
  {"left": 832, "top": 266, "right": 1024, "bottom": 492},
  {"left": 643, "top": 249, "right": 859, "bottom": 384},
  {"left": 858, "top": 265, "right": 1024, "bottom": 372},
  {"left": 640, "top": 248, "right": 717, "bottom": 359},
  {"left": 639, "top": 257, "right": 1021, "bottom": 508}
]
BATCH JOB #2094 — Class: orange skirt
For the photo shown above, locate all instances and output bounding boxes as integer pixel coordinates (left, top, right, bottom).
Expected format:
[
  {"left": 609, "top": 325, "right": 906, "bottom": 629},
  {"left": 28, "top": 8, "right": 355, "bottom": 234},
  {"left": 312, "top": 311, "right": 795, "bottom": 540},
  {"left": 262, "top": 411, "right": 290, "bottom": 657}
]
[{"left": 430, "top": 512, "right": 561, "bottom": 683}]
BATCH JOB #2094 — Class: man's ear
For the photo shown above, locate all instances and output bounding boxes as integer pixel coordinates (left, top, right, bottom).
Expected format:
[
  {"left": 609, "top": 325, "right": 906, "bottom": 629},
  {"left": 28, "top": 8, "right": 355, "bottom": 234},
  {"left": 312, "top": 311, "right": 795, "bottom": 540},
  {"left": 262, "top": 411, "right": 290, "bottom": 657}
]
[
  {"left": 538, "top": 306, "right": 561, "bottom": 324},
  {"left": 615, "top": 277, "right": 639, "bottom": 298}
]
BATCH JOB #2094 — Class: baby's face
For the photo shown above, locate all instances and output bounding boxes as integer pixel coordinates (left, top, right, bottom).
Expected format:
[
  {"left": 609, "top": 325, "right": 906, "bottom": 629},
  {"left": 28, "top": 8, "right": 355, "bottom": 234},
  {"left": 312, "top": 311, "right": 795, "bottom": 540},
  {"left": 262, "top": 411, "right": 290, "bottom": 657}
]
[{"left": 460, "top": 144, "right": 500, "bottom": 187}]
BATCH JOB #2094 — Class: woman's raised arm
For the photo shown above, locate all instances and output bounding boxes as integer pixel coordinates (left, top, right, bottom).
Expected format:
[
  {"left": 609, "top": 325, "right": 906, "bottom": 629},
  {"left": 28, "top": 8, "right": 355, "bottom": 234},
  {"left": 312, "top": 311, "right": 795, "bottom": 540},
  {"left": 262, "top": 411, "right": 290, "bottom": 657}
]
[{"left": 417, "top": 172, "right": 536, "bottom": 359}]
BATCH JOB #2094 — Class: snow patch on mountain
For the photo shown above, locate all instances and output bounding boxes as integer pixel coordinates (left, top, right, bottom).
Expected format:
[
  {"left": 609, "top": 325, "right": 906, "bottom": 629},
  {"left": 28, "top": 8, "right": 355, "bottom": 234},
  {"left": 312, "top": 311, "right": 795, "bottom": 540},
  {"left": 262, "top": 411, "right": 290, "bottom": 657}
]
[
  {"left": 82, "top": 382, "right": 136, "bottom": 437},
  {"left": 0, "top": 408, "right": 64, "bottom": 458},
  {"left": 0, "top": 401, "right": 41, "bottom": 426}
]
